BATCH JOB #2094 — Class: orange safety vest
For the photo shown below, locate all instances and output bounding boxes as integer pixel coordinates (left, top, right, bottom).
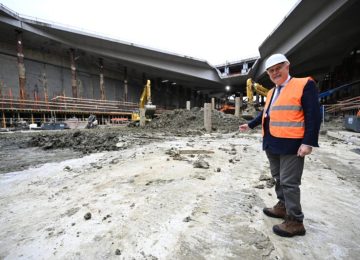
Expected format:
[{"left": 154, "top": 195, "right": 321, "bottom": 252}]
[{"left": 262, "top": 77, "right": 312, "bottom": 138}]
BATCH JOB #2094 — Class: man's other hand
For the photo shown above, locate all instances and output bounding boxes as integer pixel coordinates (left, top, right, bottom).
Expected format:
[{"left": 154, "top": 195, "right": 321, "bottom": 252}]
[{"left": 297, "top": 144, "right": 312, "bottom": 157}]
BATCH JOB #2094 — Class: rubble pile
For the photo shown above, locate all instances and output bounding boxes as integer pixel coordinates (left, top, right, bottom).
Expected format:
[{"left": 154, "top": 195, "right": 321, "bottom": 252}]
[
  {"left": 146, "top": 107, "right": 246, "bottom": 134},
  {"left": 5, "top": 108, "right": 247, "bottom": 159},
  {"left": 27, "top": 129, "right": 151, "bottom": 154},
  {"left": 28, "top": 129, "right": 120, "bottom": 153}
]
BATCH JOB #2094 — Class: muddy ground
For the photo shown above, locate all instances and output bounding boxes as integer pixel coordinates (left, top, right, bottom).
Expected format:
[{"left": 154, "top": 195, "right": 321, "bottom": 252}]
[
  {"left": 1, "top": 108, "right": 246, "bottom": 174},
  {"left": 0, "top": 109, "right": 359, "bottom": 259}
]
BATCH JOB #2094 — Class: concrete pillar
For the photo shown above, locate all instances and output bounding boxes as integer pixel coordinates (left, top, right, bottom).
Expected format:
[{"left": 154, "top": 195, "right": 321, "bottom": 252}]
[
  {"left": 2, "top": 112, "right": 6, "bottom": 128},
  {"left": 151, "top": 78, "right": 159, "bottom": 106},
  {"left": 174, "top": 84, "right": 180, "bottom": 108},
  {"left": 199, "top": 92, "right": 204, "bottom": 107},
  {"left": 186, "top": 101, "right": 191, "bottom": 110},
  {"left": 159, "top": 80, "right": 167, "bottom": 108},
  {"left": 211, "top": 98, "right": 215, "bottom": 110},
  {"left": 191, "top": 90, "right": 197, "bottom": 107},
  {"left": 204, "top": 103, "right": 212, "bottom": 133},
  {"left": 180, "top": 86, "right": 186, "bottom": 108},
  {"left": 185, "top": 88, "right": 192, "bottom": 105},
  {"left": 123, "top": 67, "right": 128, "bottom": 101},
  {"left": 195, "top": 91, "right": 200, "bottom": 107},
  {"left": 139, "top": 108, "right": 146, "bottom": 127},
  {"left": 235, "top": 97, "right": 241, "bottom": 118},
  {"left": 40, "top": 71, "right": 48, "bottom": 102},
  {"left": 69, "top": 48, "right": 78, "bottom": 98},
  {"left": 240, "top": 92, "right": 243, "bottom": 112},
  {"left": 166, "top": 83, "right": 173, "bottom": 109},
  {"left": 204, "top": 94, "right": 209, "bottom": 103},
  {"left": 99, "top": 58, "right": 106, "bottom": 100},
  {"left": 16, "top": 31, "right": 26, "bottom": 100}
]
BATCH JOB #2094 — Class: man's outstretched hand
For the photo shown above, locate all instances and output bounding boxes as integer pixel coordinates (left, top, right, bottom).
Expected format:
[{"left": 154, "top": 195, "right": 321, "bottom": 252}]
[{"left": 239, "top": 124, "right": 249, "bottom": 132}]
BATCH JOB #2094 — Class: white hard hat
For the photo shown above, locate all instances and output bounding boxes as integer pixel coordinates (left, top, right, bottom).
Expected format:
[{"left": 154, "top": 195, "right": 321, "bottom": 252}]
[{"left": 265, "top": 54, "right": 289, "bottom": 70}]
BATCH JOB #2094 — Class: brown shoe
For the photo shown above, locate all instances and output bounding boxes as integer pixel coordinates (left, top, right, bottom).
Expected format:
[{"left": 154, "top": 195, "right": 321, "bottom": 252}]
[
  {"left": 273, "top": 215, "right": 306, "bottom": 237},
  {"left": 263, "top": 201, "right": 286, "bottom": 218}
]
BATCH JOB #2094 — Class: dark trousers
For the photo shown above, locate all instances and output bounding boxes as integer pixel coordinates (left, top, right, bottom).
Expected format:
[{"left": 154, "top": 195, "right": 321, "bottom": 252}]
[{"left": 265, "top": 151, "right": 305, "bottom": 221}]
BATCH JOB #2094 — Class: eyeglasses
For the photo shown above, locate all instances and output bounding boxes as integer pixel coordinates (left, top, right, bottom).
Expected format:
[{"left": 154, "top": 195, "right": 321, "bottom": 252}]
[{"left": 266, "top": 62, "right": 286, "bottom": 74}]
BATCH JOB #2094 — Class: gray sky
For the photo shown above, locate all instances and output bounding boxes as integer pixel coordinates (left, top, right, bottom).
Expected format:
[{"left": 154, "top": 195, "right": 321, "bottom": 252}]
[{"left": 1, "top": 0, "right": 299, "bottom": 65}]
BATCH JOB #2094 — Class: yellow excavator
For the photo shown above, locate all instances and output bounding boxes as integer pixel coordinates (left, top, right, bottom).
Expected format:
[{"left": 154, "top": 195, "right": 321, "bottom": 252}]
[
  {"left": 242, "top": 78, "right": 269, "bottom": 119},
  {"left": 246, "top": 78, "right": 269, "bottom": 104},
  {"left": 131, "top": 80, "right": 156, "bottom": 125}
]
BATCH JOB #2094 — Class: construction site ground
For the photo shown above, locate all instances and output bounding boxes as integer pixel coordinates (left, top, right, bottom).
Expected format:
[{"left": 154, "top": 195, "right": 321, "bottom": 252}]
[{"left": 0, "top": 109, "right": 359, "bottom": 260}]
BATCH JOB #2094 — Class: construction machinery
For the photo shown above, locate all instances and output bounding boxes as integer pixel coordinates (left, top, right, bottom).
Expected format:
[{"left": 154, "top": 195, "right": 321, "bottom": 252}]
[
  {"left": 131, "top": 80, "right": 156, "bottom": 126},
  {"left": 85, "top": 114, "right": 98, "bottom": 129},
  {"left": 219, "top": 103, "right": 236, "bottom": 114},
  {"left": 246, "top": 78, "right": 269, "bottom": 104},
  {"left": 242, "top": 78, "right": 270, "bottom": 119}
]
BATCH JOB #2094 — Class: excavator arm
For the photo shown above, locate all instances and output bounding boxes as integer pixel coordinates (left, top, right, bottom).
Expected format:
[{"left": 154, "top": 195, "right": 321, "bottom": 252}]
[
  {"left": 139, "top": 80, "right": 152, "bottom": 109},
  {"left": 246, "top": 78, "right": 254, "bottom": 105},
  {"left": 242, "top": 78, "right": 270, "bottom": 120},
  {"left": 246, "top": 78, "right": 269, "bottom": 104},
  {"left": 131, "top": 80, "right": 156, "bottom": 122}
]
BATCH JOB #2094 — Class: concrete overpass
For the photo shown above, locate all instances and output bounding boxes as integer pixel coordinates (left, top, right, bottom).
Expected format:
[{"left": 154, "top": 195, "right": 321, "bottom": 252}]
[
  {"left": 0, "top": 3, "right": 224, "bottom": 96},
  {"left": 254, "top": 0, "right": 360, "bottom": 86},
  {"left": 0, "top": 0, "right": 359, "bottom": 103}
]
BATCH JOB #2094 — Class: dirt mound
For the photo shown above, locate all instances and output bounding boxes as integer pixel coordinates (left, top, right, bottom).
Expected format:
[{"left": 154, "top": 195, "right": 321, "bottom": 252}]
[
  {"left": 146, "top": 107, "right": 246, "bottom": 134},
  {"left": 27, "top": 128, "right": 153, "bottom": 154},
  {"left": 28, "top": 129, "right": 119, "bottom": 154},
  {"left": 5, "top": 108, "right": 246, "bottom": 159}
]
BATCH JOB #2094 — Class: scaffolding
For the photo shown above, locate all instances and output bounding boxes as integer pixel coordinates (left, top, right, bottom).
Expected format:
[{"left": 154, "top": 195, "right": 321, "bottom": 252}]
[{"left": 0, "top": 96, "right": 140, "bottom": 128}]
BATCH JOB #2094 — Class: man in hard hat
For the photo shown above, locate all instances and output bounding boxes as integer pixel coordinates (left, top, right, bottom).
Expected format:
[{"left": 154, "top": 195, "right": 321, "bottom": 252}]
[{"left": 239, "top": 54, "right": 321, "bottom": 237}]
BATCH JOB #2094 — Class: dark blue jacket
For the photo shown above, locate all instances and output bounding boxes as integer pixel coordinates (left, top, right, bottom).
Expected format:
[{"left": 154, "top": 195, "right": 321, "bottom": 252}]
[{"left": 248, "top": 79, "right": 321, "bottom": 155}]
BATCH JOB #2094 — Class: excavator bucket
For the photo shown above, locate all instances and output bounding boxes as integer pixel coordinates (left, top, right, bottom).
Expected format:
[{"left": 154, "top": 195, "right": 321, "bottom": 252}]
[{"left": 144, "top": 104, "right": 156, "bottom": 117}]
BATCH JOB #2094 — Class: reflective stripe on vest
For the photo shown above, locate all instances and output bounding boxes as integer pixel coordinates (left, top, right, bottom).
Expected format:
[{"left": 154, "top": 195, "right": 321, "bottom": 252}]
[
  {"left": 270, "top": 121, "right": 305, "bottom": 127},
  {"left": 270, "top": 105, "right": 303, "bottom": 111},
  {"left": 262, "top": 77, "right": 312, "bottom": 138}
]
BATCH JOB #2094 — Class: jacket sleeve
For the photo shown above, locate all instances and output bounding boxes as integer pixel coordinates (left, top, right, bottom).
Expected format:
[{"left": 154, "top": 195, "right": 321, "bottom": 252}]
[
  {"left": 301, "top": 80, "right": 321, "bottom": 147},
  {"left": 248, "top": 111, "right": 263, "bottom": 129}
]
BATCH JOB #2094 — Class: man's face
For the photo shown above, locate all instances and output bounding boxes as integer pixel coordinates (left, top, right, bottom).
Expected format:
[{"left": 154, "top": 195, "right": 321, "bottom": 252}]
[{"left": 266, "top": 62, "right": 290, "bottom": 86}]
